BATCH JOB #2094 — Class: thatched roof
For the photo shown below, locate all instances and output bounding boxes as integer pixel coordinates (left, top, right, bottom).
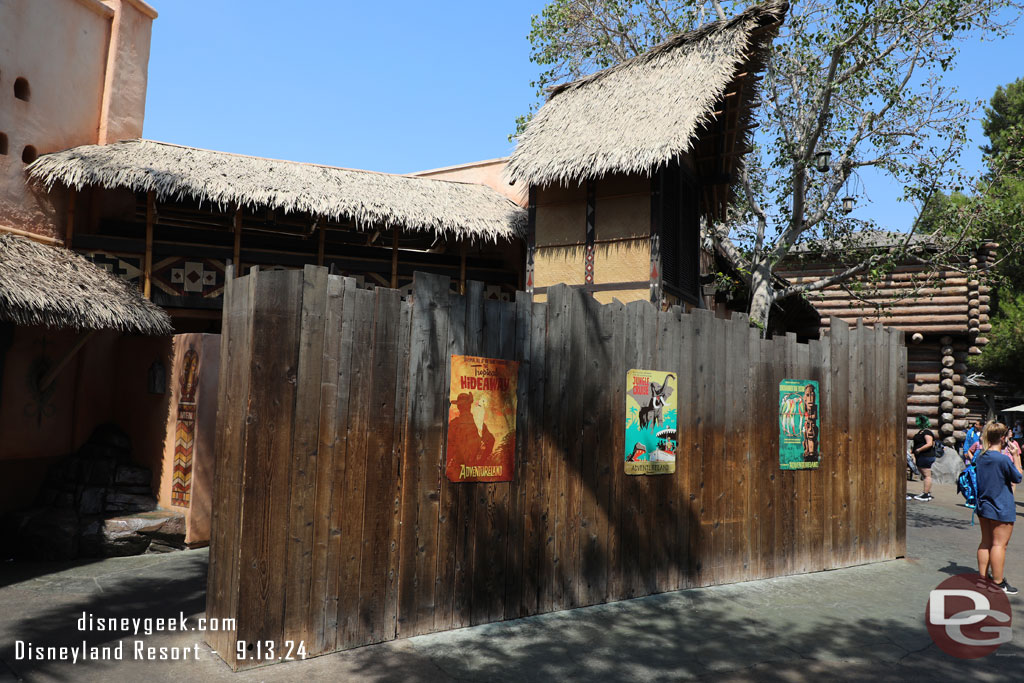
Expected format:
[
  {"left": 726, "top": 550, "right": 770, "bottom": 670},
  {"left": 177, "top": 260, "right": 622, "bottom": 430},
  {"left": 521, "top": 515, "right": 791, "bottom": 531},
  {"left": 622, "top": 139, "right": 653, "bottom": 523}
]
[
  {"left": 505, "top": 0, "right": 788, "bottom": 187},
  {"left": 0, "top": 234, "right": 172, "bottom": 334},
  {"left": 28, "top": 140, "right": 526, "bottom": 242}
]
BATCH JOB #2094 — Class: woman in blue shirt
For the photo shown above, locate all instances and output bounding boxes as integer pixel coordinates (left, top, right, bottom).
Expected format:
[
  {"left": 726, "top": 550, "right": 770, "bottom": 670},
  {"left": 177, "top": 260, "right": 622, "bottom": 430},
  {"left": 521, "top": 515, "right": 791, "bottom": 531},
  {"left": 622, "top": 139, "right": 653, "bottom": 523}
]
[{"left": 976, "top": 421, "right": 1024, "bottom": 594}]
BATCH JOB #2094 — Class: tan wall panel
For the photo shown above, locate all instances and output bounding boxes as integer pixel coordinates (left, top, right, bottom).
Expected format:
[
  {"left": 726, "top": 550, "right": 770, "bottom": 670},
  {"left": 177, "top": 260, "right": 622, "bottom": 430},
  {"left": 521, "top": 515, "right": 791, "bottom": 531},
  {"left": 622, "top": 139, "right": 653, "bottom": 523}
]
[
  {"left": 535, "top": 200, "right": 585, "bottom": 247},
  {"left": 534, "top": 245, "right": 584, "bottom": 289},
  {"left": 593, "top": 238, "right": 649, "bottom": 286},
  {"left": 597, "top": 193, "right": 649, "bottom": 240}
]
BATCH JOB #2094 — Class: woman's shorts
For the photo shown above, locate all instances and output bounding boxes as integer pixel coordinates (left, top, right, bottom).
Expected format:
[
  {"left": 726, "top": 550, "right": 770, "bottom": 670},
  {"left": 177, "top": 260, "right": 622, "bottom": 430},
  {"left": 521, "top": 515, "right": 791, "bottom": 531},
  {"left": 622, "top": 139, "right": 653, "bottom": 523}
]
[{"left": 916, "top": 455, "right": 936, "bottom": 470}]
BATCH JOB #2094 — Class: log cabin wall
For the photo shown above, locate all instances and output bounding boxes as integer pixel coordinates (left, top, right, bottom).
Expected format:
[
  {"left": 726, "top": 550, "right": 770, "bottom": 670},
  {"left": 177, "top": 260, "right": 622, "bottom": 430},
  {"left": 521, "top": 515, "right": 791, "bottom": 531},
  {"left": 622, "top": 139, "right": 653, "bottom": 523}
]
[{"left": 778, "top": 242, "right": 997, "bottom": 445}]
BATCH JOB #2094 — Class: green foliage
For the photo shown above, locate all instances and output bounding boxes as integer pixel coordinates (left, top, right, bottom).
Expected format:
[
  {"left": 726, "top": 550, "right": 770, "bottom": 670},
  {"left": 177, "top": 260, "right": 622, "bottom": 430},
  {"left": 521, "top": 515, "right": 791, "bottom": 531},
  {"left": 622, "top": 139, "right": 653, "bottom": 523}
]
[
  {"left": 982, "top": 77, "right": 1024, "bottom": 162},
  {"left": 972, "top": 288, "right": 1024, "bottom": 384}
]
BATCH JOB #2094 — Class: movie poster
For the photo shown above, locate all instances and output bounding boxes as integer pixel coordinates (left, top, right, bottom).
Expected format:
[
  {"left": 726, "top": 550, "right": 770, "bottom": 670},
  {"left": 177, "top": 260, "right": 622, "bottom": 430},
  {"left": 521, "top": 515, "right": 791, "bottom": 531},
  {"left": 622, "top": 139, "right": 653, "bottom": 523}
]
[
  {"left": 446, "top": 355, "right": 519, "bottom": 482},
  {"left": 625, "top": 369, "right": 677, "bottom": 475},
  {"left": 779, "top": 379, "right": 821, "bottom": 470}
]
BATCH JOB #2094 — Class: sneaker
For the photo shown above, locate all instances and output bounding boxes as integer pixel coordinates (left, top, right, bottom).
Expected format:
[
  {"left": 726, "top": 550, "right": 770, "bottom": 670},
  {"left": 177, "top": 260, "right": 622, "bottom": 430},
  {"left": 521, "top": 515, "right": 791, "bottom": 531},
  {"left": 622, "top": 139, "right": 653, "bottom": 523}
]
[
  {"left": 906, "top": 493, "right": 916, "bottom": 500},
  {"left": 914, "top": 493, "right": 934, "bottom": 501},
  {"left": 1000, "top": 580, "right": 1019, "bottom": 595}
]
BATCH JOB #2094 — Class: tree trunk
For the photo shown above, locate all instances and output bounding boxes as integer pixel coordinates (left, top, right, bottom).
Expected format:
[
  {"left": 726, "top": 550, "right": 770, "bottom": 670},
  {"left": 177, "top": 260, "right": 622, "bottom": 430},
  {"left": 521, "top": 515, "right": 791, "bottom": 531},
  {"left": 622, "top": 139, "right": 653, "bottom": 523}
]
[{"left": 749, "top": 262, "right": 775, "bottom": 333}]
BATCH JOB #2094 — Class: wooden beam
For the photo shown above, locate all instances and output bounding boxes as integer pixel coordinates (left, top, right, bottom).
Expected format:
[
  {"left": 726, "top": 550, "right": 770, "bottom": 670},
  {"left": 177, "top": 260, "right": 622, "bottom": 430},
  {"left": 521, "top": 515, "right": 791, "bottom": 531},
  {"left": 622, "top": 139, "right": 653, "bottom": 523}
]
[
  {"left": 233, "top": 208, "right": 242, "bottom": 278},
  {"left": 144, "top": 191, "right": 155, "bottom": 299},
  {"left": 65, "top": 188, "right": 77, "bottom": 247},
  {"left": 459, "top": 241, "right": 467, "bottom": 294},
  {"left": 390, "top": 228, "right": 399, "bottom": 289},
  {"left": 317, "top": 225, "right": 326, "bottom": 266},
  {"left": 40, "top": 330, "right": 96, "bottom": 392},
  {"left": 0, "top": 224, "right": 63, "bottom": 246}
]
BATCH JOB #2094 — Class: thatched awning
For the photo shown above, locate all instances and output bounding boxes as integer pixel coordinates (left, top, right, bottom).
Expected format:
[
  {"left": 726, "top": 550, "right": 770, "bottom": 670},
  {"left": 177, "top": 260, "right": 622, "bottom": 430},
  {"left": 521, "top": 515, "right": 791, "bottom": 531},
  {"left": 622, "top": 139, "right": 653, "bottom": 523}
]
[
  {"left": 505, "top": 0, "right": 788, "bottom": 188},
  {"left": 28, "top": 140, "right": 526, "bottom": 242},
  {"left": 0, "top": 234, "right": 172, "bottom": 334}
]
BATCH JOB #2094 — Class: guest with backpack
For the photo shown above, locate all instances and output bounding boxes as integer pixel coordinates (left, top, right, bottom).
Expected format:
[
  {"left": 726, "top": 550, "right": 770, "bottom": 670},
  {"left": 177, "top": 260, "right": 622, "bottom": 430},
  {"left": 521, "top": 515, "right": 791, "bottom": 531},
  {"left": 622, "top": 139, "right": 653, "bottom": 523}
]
[
  {"left": 976, "top": 421, "right": 1023, "bottom": 594},
  {"left": 910, "top": 415, "right": 940, "bottom": 502}
]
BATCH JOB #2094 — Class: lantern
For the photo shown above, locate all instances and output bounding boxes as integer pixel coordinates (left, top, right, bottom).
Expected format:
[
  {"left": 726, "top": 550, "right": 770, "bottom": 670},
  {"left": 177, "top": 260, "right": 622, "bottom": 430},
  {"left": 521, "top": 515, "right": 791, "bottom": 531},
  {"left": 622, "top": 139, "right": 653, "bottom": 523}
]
[
  {"left": 841, "top": 196, "right": 855, "bottom": 214},
  {"left": 814, "top": 150, "right": 831, "bottom": 173}
]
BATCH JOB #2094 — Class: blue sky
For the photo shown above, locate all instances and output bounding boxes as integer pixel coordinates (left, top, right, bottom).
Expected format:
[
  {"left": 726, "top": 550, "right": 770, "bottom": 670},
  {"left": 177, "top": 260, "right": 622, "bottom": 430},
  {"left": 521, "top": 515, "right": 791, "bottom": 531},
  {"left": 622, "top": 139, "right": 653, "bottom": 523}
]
[{"left": 143, "top": 1, "right": 1022, "bottom": 230}]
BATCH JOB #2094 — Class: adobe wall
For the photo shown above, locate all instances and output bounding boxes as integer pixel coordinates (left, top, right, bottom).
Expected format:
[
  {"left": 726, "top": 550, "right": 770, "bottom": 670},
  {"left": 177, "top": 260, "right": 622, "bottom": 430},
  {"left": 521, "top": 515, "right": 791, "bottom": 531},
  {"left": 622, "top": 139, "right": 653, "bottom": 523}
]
[
  {"left": 413, "top": 158, "right": 526, "bottom": 206},
  {"left": 0, "top": 324, "right": 172, "bottom": 514},
  {"left": 0, "top": 0, "right": 155, "bottom": 241},
  {"left": 156, "top": 333, "right": 220, "bottom": 545}
]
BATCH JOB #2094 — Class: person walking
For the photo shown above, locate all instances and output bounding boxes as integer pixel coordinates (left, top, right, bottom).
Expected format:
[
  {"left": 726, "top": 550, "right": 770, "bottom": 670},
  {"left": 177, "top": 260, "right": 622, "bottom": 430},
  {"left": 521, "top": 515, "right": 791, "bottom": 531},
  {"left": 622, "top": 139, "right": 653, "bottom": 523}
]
[
  {"left": 910, "top": 415, "right": 938, "bottom": 501},
  {"left": 963, "top": 421, "right": 982, "bottom": 462},
  {"left": 976, "top": 421, "right": 1023, "bottom": 595}
]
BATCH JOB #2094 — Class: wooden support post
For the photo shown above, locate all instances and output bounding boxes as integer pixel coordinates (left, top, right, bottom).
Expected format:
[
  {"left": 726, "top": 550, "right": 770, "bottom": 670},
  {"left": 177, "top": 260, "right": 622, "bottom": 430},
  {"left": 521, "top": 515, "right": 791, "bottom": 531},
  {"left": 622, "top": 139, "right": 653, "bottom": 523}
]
[
  {"left": 390, "top": 228, "right": 399, "bottom": 289},
  {"left": 144, "top": 191, "right": 155, "bottom": 299},
  {"left": 317, "top": 224, "right": 326, "bottom": 266},
  {"left": 459, "top": 241, "right": 467, "bottom": 295},
  {"left": 233, "top": 208, "right": 242, "bottom": 277},
  {"left": 65, "top": 188, "right": 76, "bottom": 247},
  {"left": 40, "top": 330, "right": 96, "bottom": 392}
]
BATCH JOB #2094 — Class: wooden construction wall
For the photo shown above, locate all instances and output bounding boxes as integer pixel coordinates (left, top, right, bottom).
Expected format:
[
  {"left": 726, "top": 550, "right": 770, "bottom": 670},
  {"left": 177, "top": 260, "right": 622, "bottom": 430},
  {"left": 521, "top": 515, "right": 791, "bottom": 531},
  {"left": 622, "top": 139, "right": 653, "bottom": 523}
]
[{"left": 206, "top": 265, "right": 907, "bottom": 670}]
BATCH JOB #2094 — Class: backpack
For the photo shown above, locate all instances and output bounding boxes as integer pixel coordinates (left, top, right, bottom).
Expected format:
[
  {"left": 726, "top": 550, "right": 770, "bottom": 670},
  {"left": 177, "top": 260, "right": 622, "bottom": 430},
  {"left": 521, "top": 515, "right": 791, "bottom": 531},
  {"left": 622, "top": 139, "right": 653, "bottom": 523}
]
[
  {"left": 957, "top": 464, "right": 977, "bottom": 510},
  {"left": 933, "top": 438, "right": 944, "bottom": 460}
]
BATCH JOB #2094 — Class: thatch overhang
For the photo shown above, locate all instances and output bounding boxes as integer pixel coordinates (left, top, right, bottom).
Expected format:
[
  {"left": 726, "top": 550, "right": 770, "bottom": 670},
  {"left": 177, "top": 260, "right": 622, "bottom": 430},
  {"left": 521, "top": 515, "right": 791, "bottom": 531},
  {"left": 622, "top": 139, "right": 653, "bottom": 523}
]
[
  {"left": 0, "top": 233, "right": 172, "bottom": 334},
  {"left": 505, "top": 0, "right": 788, "bottom": 197},
  {"left": 28, "top": 140, "right": 527, "bottom": 243}
]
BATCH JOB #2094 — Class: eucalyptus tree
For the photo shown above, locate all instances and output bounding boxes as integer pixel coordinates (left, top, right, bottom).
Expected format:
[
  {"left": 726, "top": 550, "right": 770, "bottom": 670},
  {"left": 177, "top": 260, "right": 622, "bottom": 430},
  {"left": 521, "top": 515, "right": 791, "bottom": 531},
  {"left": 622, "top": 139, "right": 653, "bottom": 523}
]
[{"left": 519, "top": 0, "right": 1022, "bottom": 330}]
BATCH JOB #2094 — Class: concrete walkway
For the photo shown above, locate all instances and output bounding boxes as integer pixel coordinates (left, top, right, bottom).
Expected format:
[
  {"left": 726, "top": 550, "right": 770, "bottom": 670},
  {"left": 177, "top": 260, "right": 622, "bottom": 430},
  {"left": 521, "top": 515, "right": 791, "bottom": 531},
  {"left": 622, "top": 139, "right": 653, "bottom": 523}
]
[{"left": 1, "top": 485, "right": 1021, "bottom": 682}]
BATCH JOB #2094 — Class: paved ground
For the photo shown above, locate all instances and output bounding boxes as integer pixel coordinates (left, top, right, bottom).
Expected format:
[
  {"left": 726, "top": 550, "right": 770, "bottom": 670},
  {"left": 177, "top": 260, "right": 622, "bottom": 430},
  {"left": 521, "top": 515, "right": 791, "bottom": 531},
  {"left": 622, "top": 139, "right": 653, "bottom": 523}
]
[{"left": 1, "top": 484, "right": 1021, "bottom": 682}]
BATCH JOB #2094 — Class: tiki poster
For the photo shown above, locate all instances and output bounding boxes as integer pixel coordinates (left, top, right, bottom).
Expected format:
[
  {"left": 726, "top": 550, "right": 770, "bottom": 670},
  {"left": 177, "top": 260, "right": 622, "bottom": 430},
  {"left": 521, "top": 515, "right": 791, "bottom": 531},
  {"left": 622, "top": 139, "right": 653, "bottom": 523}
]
[
  {"left": 625, "top": 369, "right": 677, "bottom": 475},
  {"left": 779, "top": 379, "right": 821, "bottom": 470},
  {"left": 445, "top": 355, "right": 518, "bottom": 483}
]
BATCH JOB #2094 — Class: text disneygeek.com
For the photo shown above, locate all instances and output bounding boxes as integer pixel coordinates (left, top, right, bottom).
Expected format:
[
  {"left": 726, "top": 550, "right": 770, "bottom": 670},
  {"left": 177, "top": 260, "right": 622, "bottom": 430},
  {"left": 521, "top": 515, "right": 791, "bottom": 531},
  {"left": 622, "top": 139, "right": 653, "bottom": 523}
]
[{"left": 13, "top": 611, "right": 235, "bottom": 663}]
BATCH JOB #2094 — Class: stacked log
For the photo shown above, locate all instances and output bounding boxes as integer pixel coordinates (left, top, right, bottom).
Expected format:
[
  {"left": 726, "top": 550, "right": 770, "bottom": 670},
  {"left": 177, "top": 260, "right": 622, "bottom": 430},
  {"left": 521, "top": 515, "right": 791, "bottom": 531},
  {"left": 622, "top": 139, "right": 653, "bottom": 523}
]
[{"left": 778, "top": 244, "right": 998, "bottom": 443}]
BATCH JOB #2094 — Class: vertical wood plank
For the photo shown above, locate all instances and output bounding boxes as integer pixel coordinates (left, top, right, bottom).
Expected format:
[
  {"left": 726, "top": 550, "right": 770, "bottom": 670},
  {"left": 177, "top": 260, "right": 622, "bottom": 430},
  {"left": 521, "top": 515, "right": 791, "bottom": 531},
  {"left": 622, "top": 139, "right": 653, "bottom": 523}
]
[
  {"left": 397, "top": 272, "right": 451, "bottom": 636},
  {"left": 579, "top": 293, "right": 606, "bottom": 605},
  {"left": 434, "top": 291, "right": 466, "bottom": 632},
  {"left": 452, "top": 281, "right": 484, "bottom": 627},
  {"left": 792, "top": 339, "right": 812, "bottom": 575},
  {"left": 503, "top": 291, "right": 533, "bottom": 617},
  {"left": 848, "top": 320, "right": 865, "bottom": 566},
  {"left": 321, "top": 278, "right": 359, "bottom": 650},
  {"left": 337, "top": 287, "right": 376, "bottom": 649},
  {"left": 562, "top": 288, "right": 587, "bottom": 608},
  {"left": 674, "top": 310, "right": 696, "bottom": 588},
  {"left": 206, "top": 266, "right": 253, "bottom": 664},
  {"left": 689, "top": 308, "right": 712, "bottom": 587},
  {"left": 893, "top": 330, "right": 908, "bottom": 557},
  {"left": 284, "top": 265, "right": 328, "bottom": 642},
  {"left": 521, "top": 300, "right": 548, "bottom": 616},
  {"left": 604, "top": 300, "right": 628, "bottom": 601},
  {"left": 829, "top": 318, "right": 851, "bottom": 569},
  {"left": 357, "top": 287, "right": 403, "bottom": 645},
  {"left": 808, "top": 337, "right": 829, "bottom": 573},
  {"left": 385, "top": 298, "right": 414, "bottom": 638},
  {"left": 543, "top": 285, "right": 571, "bottom": 609},
  {"left": 234, "top": 270, "right": 302, "bottom": 660}
]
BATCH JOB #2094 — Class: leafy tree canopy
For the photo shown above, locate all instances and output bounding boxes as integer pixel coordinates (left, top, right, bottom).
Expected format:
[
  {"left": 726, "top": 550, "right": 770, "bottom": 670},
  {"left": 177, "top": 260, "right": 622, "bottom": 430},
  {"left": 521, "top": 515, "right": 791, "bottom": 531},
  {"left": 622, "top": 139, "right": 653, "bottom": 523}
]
[{"left": 517, "top": 0, "right": 1023, "bottom": 330}]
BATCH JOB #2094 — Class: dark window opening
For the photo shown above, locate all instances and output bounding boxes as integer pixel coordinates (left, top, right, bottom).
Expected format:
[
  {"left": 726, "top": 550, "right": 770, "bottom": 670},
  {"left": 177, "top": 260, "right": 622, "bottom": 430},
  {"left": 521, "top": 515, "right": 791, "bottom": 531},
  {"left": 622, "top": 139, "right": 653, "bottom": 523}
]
[
  {"left": 0, "top": 132, "right": 8, "bottom": 155},
  {"left": 14, "top": 77, "right": 30, "bottom": 101},
  {"left": 22, "top": 145, "right": 37, "bottom": 164},
  {"left": 657, "top": 160, "right": 700, "bottom": 304}
]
